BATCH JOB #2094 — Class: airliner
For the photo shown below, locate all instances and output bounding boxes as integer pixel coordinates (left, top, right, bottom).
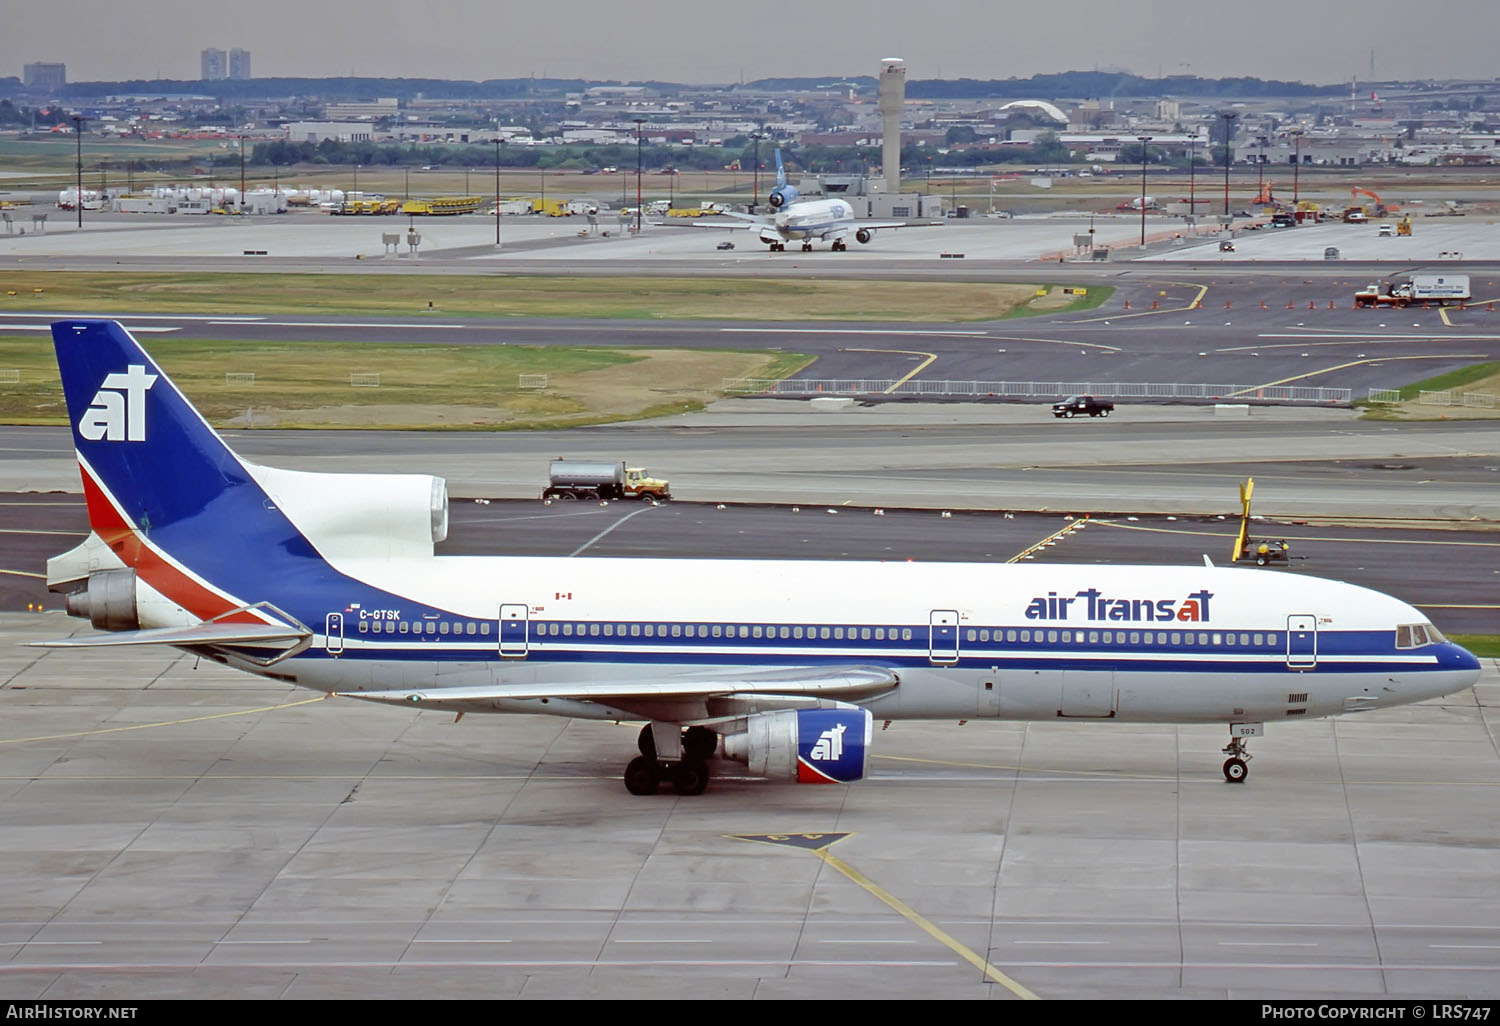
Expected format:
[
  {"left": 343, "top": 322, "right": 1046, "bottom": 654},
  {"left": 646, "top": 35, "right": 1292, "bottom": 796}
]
[
  {"left": 35, "top": 321, "right": 1481, "bottom": 795},
  {"left": 671, "top": 150, "right": 927, "bottom": 252}
]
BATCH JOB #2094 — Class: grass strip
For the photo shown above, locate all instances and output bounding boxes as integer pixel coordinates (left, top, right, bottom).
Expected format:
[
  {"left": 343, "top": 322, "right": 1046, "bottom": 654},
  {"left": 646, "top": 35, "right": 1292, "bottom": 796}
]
[
  {"left": 0, "top": 271, "right": 1102, "bottom": 323},
  {"left": 0, "top": 335, "right": 813, "bottom": 430}
]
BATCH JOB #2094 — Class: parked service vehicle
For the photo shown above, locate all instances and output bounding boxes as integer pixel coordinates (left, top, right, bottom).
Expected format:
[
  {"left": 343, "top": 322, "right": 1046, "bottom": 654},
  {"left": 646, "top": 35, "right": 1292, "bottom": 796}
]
[
  {"left": 1355, "top": 275, "right": 1471, "bottom": 308},
  {"left": 544, "top": 460, "right": 671, "bottom": 502},
  {"left": 1377, "top": 223, "right": 1395, "bottom": 237},
  {"left": 1052, "top": 395, "right": 1114, "bottom": 418}
]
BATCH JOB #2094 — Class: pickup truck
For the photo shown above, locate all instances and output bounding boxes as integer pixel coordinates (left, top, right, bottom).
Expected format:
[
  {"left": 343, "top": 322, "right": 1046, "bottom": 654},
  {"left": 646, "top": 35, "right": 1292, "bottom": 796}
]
[{"left": 1052, "top": 395, "right": 1114, "bottom": 418}]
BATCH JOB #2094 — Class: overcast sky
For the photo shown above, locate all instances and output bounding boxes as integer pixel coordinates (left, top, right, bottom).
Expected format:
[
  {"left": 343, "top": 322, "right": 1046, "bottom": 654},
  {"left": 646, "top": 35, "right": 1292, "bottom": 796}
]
[{"left": 8, "top": 0, "right": 1499, "bottom": 86}]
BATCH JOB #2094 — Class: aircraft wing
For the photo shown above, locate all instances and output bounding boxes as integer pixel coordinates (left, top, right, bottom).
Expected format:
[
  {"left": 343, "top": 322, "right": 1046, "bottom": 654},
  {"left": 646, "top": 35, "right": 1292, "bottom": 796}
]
[
  {"left": 857, "top": 220, "right": 934, "bottom": 230},
  {"left": 31, "top": 622, "right": 312, "bottom": 648},
  {"left": 335, "top": 664, "right": 898, "bottom": 708},
  {"left": 651, "top": 212, "right": 765, "bottom": 230}
]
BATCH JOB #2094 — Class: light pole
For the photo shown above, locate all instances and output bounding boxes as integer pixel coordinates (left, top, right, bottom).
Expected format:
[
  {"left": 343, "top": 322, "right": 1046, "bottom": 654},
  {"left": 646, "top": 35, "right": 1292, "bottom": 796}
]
[
  {"left": 1187, "top": 128, "right": 1196, "bottom": 221},
  {"left": 1292, "top": 130, "right": 1304, "bottom": 209},
  {"left": 238, "top": 135, "right": 245, "bottom": 211},
  {"left": 634, "top": 118, "right": 645, "bottom": 233},
  {"left": 751, "top": 131, "right": 763, "bottom": 212},
  {"left": 494, "top": 140, "right": 500, "bottom": 246},
  {"left": 1220, "top": 111, "right": 1237, "bottom": 218},
  {"left": 72, "top": 115, "right": 83, "bottom": 227},
  {"left": 1137, "top": 135, "right": 1152, "bottom": 245},
  {"left": 1257, "top": 135, "right": 1267, "bottom": 202}
]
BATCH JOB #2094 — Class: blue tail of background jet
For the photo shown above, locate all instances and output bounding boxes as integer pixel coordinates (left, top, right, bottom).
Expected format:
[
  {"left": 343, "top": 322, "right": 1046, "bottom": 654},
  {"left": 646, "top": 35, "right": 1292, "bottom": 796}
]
[{"left": 767, "top": 148, "right": 798, "bottom": 209}]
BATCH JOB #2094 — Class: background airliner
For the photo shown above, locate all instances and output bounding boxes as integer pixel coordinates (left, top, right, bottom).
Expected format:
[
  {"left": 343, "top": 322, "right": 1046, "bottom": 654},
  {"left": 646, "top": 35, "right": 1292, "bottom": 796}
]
[
  {"left": 36, "top": 321, "right": 1480, "bottom": 795},
  {"left": 669, "top": 150, "right": 927, "bottom": 252}
]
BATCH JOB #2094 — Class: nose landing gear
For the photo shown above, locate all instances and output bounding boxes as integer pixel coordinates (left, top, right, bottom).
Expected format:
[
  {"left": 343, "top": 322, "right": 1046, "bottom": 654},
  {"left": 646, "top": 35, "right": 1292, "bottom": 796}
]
[{"left": 1222, "top": 734, "right": 1252, "bottom": 782}]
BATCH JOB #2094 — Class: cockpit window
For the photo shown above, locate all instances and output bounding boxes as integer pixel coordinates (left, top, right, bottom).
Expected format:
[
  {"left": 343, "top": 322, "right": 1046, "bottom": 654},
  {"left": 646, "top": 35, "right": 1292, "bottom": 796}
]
[{"left": 1396, "top": 622, "right": 1445, "bottom": 649}]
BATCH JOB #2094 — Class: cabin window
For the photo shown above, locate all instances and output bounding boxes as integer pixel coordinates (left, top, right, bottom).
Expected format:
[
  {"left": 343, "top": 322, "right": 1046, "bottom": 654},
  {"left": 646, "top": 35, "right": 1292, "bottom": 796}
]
[
  {"left": 439, "top": 621, "right": 449, "bottom": 635},
  {"left": 818, "top": 627, "right": 829, "bottom": 640},
  {"left": 480, "top": 623, "right": 490, "bottom": 636},
  {"left": 861, "top": 628, "right": 871, "bottom": 641},
  {"left": 1046, "top": 630, "right": 1058, "bottom": 644},
  {"left": 901, "top": 628, "right": 913, "bottom": 641},
  {"left": 398, "top": 621, "right": 409, "bottom": 634},
  {"left": 1089, "top": 631, "right": 1099, "bottom": 644},
  {"left": 874, "top": 628, "right": 885, "bottom": 641}
]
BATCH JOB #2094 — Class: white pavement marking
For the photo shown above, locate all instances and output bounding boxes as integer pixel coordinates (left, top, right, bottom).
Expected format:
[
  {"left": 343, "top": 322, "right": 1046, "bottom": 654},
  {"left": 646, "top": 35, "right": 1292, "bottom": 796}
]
[
  {"left": 207, "top": 320, "right": 466, "bottom": 329},
  {"left": 0, "top": 325, "right": 179, "bottom": 333},
  {"left": 0, "top": 313, "right": 263, "bottom": 322},
  {"left": 719, "top": 328, "right": 990, "bottom": 337}
]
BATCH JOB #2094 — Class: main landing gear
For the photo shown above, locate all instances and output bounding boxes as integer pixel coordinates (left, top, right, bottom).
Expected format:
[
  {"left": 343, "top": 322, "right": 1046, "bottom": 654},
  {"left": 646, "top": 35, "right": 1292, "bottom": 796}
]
[
  {"left": 625, "top": 723, "right": 718, "bottom": 796},
  {"left": 1222, "top": 734, "right": 1252, "bottom": 783}
]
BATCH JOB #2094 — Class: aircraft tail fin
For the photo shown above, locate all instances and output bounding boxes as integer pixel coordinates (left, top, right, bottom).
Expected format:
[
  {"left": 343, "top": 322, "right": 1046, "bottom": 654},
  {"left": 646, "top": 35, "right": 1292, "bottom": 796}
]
[{"left": 51, "top": 320, "right": 319, "bottom": 624}]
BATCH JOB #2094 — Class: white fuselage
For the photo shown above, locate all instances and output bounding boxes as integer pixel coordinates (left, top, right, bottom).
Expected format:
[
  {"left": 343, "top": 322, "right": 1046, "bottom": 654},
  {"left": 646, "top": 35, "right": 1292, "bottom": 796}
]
[
  {"left": 774, "top": 199, "right": 855, "bottom": 241},
  {"left": 230, "top": 556, "right": 1476, "bottom": 726}
]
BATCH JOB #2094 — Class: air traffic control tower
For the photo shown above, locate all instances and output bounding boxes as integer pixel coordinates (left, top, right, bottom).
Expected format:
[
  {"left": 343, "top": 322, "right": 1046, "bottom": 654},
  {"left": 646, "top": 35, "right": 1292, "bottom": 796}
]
[{"left": 878, "top": 57, "right": 906, "bottom": 194}]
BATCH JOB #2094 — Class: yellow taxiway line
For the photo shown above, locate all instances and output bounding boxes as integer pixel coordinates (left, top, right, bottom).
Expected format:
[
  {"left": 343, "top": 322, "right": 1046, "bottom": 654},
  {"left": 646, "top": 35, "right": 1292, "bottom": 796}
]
[
  {"left": 1224, "top": 354, "right": 1475, "bottom": 396},
  {"left": 1068, "top": 280, "right": 1211, "bottom": 323},
  {"left": 0, "top": 696, "right": 327, "bottom": 746},
  {"left": 843, "top": 348, "right": 939, "bottom": 394},
  {"left": 731, "top": 833, "right": 1040, "bottom": 999}
]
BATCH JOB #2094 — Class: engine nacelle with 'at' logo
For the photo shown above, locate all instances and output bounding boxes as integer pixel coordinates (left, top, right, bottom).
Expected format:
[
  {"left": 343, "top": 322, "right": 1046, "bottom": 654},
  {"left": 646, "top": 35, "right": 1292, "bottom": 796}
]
[
  {"left": 722, "top": 708, "right": 872, "bottom": 783},
  {"left": 767, "top": 184, "right": 798, "bottom": 209}
]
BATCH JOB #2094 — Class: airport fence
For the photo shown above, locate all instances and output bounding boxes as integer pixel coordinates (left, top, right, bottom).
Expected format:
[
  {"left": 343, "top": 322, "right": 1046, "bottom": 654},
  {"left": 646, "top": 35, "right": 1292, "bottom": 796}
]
[
  {"left": 722, "top": 378, "right": 1353, "bottom": 404},
  {"left": 1418, "top": 390, "right": 1499, "bottom": 408},
  {"left": 1367, "top": 388, "right": 1401, "bottom": 404}
]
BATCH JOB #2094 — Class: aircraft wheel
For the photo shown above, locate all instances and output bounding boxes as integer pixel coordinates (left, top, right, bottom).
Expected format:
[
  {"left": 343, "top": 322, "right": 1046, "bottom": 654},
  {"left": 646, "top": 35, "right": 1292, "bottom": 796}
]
[
  {"left": 672, "top": 759, "right": 709, "bottom": 796},
  {"left": 637, "top": 724, "right": 656, "bottom": 758},
  {"left": 683, "top": 725, "right": 717, "bottom": 761},
  {"left": 625, "top": 756, "right": 661, "bottom": 795},
  {"left": 1223, "top": 757, "right": 1248, "bottom": 783}
]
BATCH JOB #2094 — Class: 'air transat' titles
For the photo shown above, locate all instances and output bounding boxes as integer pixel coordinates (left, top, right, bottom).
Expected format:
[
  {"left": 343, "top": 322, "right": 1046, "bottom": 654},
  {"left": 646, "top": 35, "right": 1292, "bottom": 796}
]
[{"left": 1024, "top": 589, "right": 1214, "bottom": 623}]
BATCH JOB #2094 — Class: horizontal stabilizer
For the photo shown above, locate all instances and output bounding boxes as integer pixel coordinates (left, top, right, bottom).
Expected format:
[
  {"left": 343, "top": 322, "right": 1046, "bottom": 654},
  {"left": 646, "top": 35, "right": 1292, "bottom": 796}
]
[
  {"left": 31, "top": 622, "right": 312, "bottom": 649},
  {"left": 336, "top": 665, "right": 898, "bottom": 707}
]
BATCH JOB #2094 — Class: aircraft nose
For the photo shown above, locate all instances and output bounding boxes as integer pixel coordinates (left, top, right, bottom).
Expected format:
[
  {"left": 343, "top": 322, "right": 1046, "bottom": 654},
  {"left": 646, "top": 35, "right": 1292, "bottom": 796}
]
[{"left": 1447, "top": 642, "right": 1482, "bottom": 674}]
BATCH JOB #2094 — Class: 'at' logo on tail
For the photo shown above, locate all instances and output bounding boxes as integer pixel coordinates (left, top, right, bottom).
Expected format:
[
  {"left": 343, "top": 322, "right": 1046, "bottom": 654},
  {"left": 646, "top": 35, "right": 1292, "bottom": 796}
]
[{"left": 80, "top": 365, "right": 158, "bottom": 442}]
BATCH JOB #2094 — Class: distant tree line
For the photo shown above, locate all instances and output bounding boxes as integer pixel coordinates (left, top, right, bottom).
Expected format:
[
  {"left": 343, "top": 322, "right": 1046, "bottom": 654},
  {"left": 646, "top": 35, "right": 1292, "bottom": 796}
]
[
  {"left": 250, "top": 137, "right": 1076, "bottom": 175},
  {"left": 50, "top": 71, "right": 1340, "bottom": 103}
]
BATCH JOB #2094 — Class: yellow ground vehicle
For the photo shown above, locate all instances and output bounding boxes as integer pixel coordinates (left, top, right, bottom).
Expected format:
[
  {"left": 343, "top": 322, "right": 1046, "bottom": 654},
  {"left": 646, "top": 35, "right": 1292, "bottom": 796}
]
[{"left": 1396, "top": 215, "right": 1412, "bottom": 236}]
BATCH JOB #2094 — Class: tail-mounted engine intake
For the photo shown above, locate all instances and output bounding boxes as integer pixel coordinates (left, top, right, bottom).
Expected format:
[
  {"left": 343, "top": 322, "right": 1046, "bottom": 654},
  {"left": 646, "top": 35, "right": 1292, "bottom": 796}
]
[
  {"left": 722, "top": 708, "right": 872, "bottom": 783},
  {"left": 767, "top": 184, "right": 798, "bottom": 209},
  {"left": 64, "top": 568, "right": 139, "bottom": 631}
]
